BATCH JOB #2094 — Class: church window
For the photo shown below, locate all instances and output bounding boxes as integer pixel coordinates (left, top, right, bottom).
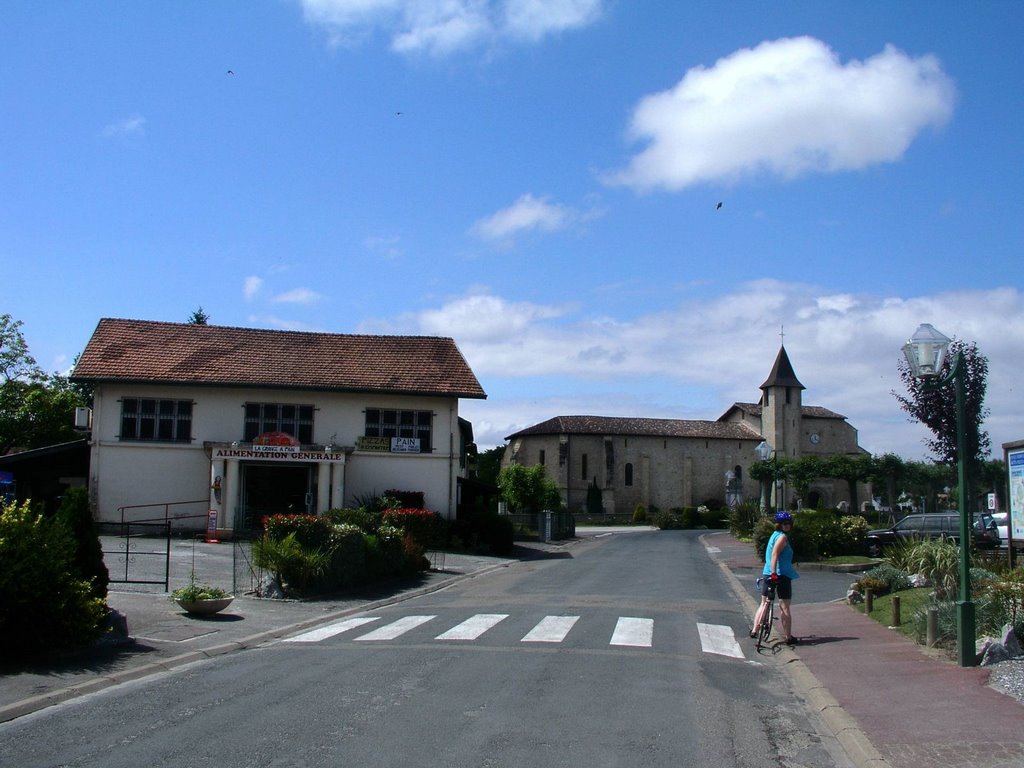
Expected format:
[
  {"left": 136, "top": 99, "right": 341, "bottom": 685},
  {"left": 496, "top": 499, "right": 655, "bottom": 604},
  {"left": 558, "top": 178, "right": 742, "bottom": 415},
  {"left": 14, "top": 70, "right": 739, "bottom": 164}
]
[
  {"left": 625, "top": 463, "right": 634, "bottom": 486},
  {"left": 539, "top": 449, "right": 546, "bottom": 466},
  {"left": 581, "top": 453, "right": 588, "bottom": 480}
]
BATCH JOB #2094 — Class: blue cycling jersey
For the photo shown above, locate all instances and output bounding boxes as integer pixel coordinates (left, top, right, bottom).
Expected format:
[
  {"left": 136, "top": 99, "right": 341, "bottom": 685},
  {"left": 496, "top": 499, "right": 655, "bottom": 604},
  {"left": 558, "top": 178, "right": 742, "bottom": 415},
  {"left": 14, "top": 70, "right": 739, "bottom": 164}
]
[{"left": 762, "top": 530, "right": 799, "bottom": 579}]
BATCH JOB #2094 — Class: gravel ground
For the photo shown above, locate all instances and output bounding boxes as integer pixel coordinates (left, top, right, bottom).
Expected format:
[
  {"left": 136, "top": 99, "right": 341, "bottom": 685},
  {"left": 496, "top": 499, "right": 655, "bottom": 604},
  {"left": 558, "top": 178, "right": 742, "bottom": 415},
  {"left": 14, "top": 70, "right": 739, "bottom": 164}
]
[{"left": 987, "top": 658, "right": 1024, "bottom": 704}]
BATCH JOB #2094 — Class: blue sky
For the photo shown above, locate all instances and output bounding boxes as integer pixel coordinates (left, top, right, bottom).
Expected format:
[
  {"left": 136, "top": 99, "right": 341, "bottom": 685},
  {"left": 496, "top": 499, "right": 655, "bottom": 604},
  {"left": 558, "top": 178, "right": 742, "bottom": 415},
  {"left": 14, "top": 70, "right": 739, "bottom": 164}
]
[{"left": 3, "top": 1, "right": 1023, "bottom": 458}]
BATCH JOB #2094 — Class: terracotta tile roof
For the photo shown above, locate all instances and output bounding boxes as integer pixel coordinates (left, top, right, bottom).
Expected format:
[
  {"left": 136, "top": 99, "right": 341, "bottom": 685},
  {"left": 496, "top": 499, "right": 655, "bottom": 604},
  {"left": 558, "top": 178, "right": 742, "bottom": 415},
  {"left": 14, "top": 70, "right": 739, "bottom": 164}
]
[
  {"left": 72, "top": 318, "right": 486, "bottom": 399},
  {"left": 723, "top": 402, "right": 847, "bottom": 421},
  {"left": 506, "top": 415, "right": 763, "bottom": 441}
]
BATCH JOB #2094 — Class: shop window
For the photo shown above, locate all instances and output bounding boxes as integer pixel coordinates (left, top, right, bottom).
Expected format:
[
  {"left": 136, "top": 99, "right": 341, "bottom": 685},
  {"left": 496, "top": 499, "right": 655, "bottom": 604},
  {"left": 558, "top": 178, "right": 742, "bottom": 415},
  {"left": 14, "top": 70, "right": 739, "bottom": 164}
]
[
  {"left": 121, "top": 398, "right": 192, "bottom": 442},
  {"left": 364, "top": 408, "right": 433, "bottom": 452},
  {"left": 244, "top": 402, "right": 314, "bottom": 444}
]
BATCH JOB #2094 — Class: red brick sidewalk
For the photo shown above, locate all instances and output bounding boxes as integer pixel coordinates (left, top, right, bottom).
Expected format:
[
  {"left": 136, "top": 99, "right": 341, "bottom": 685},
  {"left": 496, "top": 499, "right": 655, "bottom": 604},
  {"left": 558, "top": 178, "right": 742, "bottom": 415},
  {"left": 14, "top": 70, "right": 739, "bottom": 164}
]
[{"left": 708, "top": 531, "right": 1024, "bottom": 768}]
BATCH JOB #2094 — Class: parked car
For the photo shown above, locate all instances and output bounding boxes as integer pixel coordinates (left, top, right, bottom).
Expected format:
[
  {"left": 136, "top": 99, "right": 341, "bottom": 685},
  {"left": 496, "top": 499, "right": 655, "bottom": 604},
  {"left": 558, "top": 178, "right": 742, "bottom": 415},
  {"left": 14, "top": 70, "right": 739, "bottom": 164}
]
[
  {"left": 865, "top": 512, "right": 1000, "bottom": 558},
  {"left": 992, "top": 511, "right": 1009, "bottom": 544}
]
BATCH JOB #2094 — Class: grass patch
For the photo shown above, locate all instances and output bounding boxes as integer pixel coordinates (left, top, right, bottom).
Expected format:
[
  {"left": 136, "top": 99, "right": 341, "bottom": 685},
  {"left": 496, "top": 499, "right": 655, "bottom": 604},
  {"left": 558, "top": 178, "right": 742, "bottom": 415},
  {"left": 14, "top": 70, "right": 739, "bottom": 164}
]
[{"left": 852, "top": 586, "right": 932, "bottom": 640}]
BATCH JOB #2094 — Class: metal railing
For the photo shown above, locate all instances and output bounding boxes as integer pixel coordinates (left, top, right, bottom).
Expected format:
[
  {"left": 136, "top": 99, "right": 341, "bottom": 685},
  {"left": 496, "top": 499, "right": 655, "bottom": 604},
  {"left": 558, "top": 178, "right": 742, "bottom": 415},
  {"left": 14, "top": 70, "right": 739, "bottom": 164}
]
[
  {"left": 504, "top": 511, "right": 575, "bottom": 542},
  {"left": 116, "top": 498, "right": 209, "bottom": 528}
]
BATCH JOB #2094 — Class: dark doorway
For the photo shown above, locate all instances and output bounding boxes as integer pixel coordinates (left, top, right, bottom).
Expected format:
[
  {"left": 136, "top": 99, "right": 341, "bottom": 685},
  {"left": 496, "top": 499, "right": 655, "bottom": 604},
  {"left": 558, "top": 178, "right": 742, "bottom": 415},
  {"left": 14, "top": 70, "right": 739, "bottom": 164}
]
[{"left": 240, "top": 464, "right": 312, "bottom": 532}]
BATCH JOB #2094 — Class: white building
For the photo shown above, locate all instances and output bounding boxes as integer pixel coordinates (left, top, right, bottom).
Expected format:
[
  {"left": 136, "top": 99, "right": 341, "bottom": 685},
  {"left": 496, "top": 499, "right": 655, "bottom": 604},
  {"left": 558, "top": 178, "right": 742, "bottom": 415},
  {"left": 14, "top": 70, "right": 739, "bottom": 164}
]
[{"left": 72, "top": 319, "right": 486, "bottom": 533}]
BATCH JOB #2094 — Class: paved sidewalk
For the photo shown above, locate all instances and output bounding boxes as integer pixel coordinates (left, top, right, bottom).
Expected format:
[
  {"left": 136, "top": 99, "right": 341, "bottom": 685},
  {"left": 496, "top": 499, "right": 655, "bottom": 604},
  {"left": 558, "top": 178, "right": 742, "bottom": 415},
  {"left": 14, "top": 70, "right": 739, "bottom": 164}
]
[{"left": 707, "top": 531, "right": 1024, "bottom": 768}]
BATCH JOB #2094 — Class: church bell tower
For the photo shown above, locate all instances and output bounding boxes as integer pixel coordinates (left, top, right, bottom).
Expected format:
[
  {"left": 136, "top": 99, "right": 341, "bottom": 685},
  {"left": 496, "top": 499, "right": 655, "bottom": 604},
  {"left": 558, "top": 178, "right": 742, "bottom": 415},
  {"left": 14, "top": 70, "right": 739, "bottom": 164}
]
[{"left": 759, "top": 345, "right": 805, "bottom": 460}]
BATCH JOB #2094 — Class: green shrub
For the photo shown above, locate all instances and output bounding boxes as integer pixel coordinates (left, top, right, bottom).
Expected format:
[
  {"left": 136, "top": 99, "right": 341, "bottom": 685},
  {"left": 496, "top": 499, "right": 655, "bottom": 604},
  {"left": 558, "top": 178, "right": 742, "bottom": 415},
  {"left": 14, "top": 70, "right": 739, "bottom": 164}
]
[
  {"left": 679, "top": 507, "right": 699, "bottom": 529},
  {"left": 324, "top": 507, "right": 381, "bottom": 534},
  {"left": 55, "top": 487, "right": 109, "bottom": 599},
  {"left": 382, "top": 508, "right": 444, "bottom": 549},
  {"left": 0, "top": 499, "right": 107, "bottom": 659},
  {"left": 698, "top": 505, "right": 729, "bottom": 529},
  {"left": 752, "top": 514, "right": 818, "bottom": 562},
  {"left": 252, "top": 532, "right": 330, "bottom": 594},
  {"left": 858, "top": 563, "right": 912, "bottom": 594},
  {"left": 325, "top": 524, "right": 368, "bottom": 588},
  {"left": 262, "top": 513, "right": 336, "bottom": 550},
  {"left": 885, "top": 538, "right": 960, "bottom": 599},
  {"left": 654, "top": 510, "right": 681, "bottom": 530},
  {"left": 364, "top": 525, "right": 415, "bottom": 581},
  {"left": 631, "top": 504, "right": 648, "bottom": 524},
  {"left": 728, "top": 502, "right": 761, "bottom": 538},
  {"left": 856, "top": 576, "right": 890, "bottom": 596}
]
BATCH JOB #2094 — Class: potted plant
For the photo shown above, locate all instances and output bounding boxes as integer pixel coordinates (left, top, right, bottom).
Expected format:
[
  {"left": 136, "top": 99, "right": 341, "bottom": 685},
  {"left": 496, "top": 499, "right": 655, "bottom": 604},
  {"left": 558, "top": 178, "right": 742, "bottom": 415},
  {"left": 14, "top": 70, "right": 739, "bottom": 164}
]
[{"left": 170, "top": 575, "right": 234, "bottom": 615}]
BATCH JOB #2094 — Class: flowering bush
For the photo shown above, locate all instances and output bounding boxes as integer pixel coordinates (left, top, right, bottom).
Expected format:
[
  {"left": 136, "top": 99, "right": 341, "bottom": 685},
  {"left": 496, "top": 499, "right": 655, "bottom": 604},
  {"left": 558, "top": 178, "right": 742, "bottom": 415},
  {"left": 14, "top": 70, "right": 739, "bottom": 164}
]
[{"left": 383, "top": 508, "right": 443, "bottom": 548}]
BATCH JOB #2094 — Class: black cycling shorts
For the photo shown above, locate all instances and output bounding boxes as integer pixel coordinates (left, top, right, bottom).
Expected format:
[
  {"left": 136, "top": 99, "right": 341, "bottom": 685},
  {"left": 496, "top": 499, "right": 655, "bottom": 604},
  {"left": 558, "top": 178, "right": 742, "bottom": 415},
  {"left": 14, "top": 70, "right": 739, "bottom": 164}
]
[{"left": 760, "top": 575, "right": 793, "bottom": 600}]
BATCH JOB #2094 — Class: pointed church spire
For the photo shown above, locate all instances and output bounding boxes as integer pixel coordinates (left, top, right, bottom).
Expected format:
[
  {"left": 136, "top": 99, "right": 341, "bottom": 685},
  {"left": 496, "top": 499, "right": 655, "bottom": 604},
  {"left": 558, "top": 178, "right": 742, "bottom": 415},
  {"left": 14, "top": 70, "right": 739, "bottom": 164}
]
[{"left": 760, "top": 345, "right": 805, "bottom": 391}]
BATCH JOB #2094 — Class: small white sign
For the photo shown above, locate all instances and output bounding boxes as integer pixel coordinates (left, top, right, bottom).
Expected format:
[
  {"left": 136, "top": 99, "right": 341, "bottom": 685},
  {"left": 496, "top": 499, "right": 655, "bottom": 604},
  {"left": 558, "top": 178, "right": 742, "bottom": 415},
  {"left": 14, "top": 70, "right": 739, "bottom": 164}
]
[{"left": 391, "top": 437, "right": 420, "bottom": 453}]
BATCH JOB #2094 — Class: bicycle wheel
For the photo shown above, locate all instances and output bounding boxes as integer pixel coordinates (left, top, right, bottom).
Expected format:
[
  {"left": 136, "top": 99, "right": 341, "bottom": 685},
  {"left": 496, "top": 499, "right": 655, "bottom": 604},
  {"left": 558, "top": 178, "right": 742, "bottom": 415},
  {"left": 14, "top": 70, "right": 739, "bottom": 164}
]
[{"left": 756, "top": 600, "right": 773, "bottom": 650}]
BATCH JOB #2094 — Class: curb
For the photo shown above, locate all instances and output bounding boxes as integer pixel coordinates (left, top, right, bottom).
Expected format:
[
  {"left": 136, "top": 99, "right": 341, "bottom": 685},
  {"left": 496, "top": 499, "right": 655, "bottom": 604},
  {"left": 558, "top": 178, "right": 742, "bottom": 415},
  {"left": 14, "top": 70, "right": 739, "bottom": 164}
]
[
  {"left": 0, "top": 560, "right": 512, "bottom": 724},
  {"left": 702, "top": 532, "right": 892, "bottom": 768}
]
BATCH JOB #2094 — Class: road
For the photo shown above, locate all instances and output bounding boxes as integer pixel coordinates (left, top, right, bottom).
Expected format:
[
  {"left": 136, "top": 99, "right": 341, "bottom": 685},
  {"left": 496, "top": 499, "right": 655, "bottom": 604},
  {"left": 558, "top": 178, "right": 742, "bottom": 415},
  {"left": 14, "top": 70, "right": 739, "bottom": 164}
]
[{"left": 0, "top": 530, "right": 851, "bottom": 767}]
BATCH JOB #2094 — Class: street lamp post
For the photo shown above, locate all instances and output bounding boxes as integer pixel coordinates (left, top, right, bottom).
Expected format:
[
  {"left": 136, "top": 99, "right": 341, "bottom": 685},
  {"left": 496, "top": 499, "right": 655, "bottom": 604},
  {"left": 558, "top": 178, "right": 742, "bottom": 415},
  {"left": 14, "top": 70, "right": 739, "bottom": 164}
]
[
  {"left": 902, "top": 323, "right": 975, "bottom": 667},
  {"left": 755, "top": 440, "right": 779, "bottom": 511}
]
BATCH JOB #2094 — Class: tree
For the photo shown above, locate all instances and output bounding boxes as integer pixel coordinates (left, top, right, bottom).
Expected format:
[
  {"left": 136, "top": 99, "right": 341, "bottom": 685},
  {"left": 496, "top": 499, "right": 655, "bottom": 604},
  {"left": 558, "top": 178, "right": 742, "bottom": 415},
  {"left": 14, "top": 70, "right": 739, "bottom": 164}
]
[
  {"left": 496, "top": 463, "right": 560, "bottom": 514},
  {"left": 893, "top": 338, "right": 990, "bottom": 473},
  {"left": 188, "top": 307, "right": 210, "bottom": 325},
  {"left": 784, "top": 455, "right": 824, "bottom": 508},
  {"left": 0, "top": 314, "right": 41, "bottom": 383},
  {"left": 871, "top": 453, "right": 908, "bottom": 511},
  {"left": 0, "top": 315, "right": 86, "bottom": 453},
  {"left": 473, "top": 445, "right": 506, "bottom": 489},
  {"left": 821, "top": 454, "right": 874, "bottom": 513}
]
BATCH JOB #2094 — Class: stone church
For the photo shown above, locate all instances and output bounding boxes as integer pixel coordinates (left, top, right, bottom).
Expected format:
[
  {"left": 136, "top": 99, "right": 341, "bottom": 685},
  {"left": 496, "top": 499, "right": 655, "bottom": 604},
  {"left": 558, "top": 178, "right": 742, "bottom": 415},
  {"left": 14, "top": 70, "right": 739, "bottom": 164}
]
[{"left": 502, "top": 346, "right": 868, "bottom": 515}]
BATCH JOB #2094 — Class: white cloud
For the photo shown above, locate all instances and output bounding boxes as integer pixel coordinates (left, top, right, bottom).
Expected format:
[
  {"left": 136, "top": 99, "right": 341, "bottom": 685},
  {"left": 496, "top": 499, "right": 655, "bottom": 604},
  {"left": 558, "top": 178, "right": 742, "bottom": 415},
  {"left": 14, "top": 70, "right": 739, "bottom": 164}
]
[
  {"left": 243, "top": 276, "right": 263, "bottom": 301},
  {"left": 502, "top": 0, "right": 603, "bottom": 41},
  {"left": 272, "top": 287, "right": 324, "bottom": 305},
  {"left": 101, "top": 114, "right": 146, "bottom": 138},
  {"left": 364, "top": 234, "right": 402, "bottom": 259},
  {"left": 417, "top": 291, "right": 569, "bottom": 341},
  {"left": 300, "top": 0, "right": 603, "bottom": 55},
  {"left": 471, "top": 193, "right": 585, "bottom": 243},
  {"left": 608, "top": 37, "right": 956, "bottom": 191},
  {"left": 380, "top": 282, "right": 1024, "bottom": 457}
]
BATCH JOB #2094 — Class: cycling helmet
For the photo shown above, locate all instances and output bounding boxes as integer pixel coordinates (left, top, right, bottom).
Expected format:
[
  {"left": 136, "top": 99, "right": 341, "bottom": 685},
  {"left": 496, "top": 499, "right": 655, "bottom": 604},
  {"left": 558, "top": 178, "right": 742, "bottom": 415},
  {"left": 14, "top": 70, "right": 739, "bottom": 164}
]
[{"left": 772, "top": 511, "right": 793, "bottom": 523}]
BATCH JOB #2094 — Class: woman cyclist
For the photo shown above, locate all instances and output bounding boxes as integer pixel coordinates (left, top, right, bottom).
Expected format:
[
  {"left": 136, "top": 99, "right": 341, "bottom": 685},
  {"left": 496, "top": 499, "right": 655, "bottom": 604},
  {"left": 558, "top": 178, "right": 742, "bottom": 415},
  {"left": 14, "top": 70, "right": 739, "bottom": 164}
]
[{"left": 751, "top": 511, "right": 799, "bottom": 645}]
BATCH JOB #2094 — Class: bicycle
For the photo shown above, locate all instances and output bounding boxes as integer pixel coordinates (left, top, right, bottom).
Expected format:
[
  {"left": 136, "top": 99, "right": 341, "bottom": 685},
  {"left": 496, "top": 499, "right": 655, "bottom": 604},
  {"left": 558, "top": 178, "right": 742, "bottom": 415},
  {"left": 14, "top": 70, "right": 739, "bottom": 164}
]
[{"left": 753, "top": 576, "right": 776, "bottom": 650}]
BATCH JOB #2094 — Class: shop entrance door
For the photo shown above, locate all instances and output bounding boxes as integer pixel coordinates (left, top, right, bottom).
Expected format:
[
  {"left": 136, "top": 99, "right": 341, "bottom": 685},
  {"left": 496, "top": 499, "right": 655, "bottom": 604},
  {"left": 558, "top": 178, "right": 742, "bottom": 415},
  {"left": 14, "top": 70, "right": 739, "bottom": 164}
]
[{"left": 240, "top": 464, "right": 313, "bottom": 532}]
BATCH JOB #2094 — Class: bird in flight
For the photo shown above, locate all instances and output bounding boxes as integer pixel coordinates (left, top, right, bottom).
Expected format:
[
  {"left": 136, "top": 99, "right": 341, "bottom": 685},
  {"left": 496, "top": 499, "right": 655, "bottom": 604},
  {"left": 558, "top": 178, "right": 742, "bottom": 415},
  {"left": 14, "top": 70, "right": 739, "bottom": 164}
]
[
  {"left": 716, "top": 201, "right": 723, "bottom": 210},
  {"left": 227, "top": 70, "right": 235, "bottom": 75}
]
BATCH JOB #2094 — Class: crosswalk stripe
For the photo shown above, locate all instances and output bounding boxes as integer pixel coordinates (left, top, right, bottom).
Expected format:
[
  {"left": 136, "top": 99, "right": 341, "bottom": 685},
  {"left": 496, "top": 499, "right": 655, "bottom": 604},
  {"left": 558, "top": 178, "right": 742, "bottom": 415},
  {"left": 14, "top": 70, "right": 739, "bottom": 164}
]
[
  {"left": 280, "top": 614, "right": 747, "bottom": 660},
  {"left": 435, "top": 613, "right": 509, "bottom": 640},
  {"left": 521, "top": 615, "right": 580, "bottom": 643},
  {"left": 283, "top": 616, "right": 380, "bottom": 643},
  {"left": 354, "top": 615, "right": 436, "bottom": 641},
  {"left": 609, "top": 617, "right": 654, "bottom": 647},
  {"left": 696, "top": 622, "right": 744, "bottom": 659}
]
